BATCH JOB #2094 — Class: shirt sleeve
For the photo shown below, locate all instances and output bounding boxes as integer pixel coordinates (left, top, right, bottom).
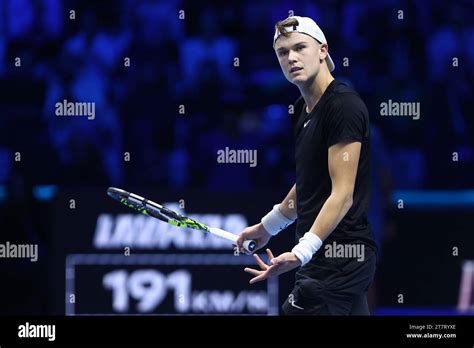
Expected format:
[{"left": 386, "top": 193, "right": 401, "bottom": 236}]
[{"left": 324, "top": 93, "right": 368, "bottom": 148}]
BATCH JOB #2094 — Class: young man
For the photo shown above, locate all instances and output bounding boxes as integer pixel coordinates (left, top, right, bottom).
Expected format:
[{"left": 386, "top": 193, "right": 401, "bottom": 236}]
[{"left": 236, "top": 16, "right": 377, "bottom": 315}]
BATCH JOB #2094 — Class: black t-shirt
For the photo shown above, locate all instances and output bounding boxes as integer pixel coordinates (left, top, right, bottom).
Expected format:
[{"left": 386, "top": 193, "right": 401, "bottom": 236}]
[{"left": 292, "top": 80, "right": 377, "bottom": 273}]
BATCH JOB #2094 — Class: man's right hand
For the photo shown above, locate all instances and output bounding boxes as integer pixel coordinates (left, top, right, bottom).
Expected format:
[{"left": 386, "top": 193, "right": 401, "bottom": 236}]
[{"left": 236, "top": 223, "right": 271, "bottom": 253}]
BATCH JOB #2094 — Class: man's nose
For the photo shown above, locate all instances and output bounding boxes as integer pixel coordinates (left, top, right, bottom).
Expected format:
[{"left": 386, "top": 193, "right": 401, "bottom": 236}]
[{"left": 288, "top": 50, "right": 298, "bottom": 64}]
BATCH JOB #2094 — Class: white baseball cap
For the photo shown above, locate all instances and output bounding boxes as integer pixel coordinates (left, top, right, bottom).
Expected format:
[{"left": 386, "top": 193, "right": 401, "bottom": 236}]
[{"left": 273, "top": 16, "right": 335, "bottom": 72}]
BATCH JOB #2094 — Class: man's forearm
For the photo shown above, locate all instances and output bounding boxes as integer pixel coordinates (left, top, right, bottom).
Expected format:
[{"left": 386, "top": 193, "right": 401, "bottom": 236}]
[
  {"left": 309, "top": 193, "right": 352, "bottom": 241},
  {"left": 279, "top": 184, "right": 297, "bottom": 220},
  {"left": 260, "top": 184, "right": 297, "bottom": 236}
]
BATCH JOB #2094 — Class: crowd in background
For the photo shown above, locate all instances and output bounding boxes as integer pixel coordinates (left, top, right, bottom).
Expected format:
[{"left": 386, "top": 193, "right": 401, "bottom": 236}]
[{"left": 0, "top": 0, "right": 473, "bottom": 193}]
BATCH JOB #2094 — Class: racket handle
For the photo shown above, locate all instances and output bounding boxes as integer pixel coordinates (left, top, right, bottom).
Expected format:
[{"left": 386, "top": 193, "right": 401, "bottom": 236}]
[
  {"left": 208, "top": 227, "right": 256, "bottom": 254},
  {"left": 242, "top": 239, "right": 257, "bottom": 254}
]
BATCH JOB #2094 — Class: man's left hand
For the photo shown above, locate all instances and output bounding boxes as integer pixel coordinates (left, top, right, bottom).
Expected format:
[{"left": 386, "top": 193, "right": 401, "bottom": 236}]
[{"left": 244, "top": 249, "right": 301, "bottom": 284}]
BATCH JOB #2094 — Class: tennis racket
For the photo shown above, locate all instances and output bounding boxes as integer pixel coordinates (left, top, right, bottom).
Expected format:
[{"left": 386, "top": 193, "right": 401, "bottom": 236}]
[{"left": 106, "top": 187, "right": 256, "bottom": 254}]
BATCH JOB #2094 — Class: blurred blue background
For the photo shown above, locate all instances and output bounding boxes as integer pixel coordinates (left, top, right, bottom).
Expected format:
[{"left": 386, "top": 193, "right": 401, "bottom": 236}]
[{"left": 0, "top": 0, "right": 473, "bottom": 316}]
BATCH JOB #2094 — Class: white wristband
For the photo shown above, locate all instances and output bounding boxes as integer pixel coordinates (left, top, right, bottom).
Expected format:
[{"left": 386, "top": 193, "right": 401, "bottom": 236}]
[
  {"left": 291, "top": 232, "right": 323, "bottom": 266},
  {"left": 261, "top": 204, "right": 295, "bottom": 236}
]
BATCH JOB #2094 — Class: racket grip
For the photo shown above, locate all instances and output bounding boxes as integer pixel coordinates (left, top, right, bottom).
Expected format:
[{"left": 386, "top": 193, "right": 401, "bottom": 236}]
[
  {"left": 242, "top": 239, "right": 257, "bottom": 254},
  {"left": 208, "top": 227, "right": 256, "bottom": 254}
]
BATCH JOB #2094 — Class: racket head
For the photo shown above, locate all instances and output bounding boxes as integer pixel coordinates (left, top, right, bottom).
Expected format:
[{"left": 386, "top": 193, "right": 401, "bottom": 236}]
[
  {"left": 107, "top": 187, "right": 131, "bottom": 203},
  {"left": 106, "top": 187, "right": 209, "bottom": 231},
  {"left": 107, "top": 187, "right": 256, "bottom": 253},
  {"left": 107, "top": 187, "right": 168, "bottom": 223}
]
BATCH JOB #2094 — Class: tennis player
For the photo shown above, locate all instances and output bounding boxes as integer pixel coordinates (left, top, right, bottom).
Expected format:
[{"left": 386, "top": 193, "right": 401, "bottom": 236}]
[{"left": 236, "top": 16, "right": 377, "bottom": 315}]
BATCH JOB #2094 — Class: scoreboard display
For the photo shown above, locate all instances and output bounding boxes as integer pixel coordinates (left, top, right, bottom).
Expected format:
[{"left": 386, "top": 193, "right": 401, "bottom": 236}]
[{"left": 66, "top": 254, "right": 278, "bottom": 315}]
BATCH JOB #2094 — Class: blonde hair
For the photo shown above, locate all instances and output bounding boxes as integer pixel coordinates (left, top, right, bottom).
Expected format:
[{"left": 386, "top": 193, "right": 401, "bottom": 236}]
[{"left": 274, "top": 17, "right": 300, "bottom": 39}]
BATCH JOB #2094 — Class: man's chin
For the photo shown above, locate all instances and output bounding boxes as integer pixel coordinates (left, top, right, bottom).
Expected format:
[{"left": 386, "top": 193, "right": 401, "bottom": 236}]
[{"left": 289, "top": 76, "right": 307, "bottom": 86}]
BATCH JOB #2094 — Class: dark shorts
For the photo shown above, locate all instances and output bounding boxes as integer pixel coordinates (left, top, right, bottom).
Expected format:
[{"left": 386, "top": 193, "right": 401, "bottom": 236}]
[{"left": 282, "top": 247, "right": 376, "bottom": 315}]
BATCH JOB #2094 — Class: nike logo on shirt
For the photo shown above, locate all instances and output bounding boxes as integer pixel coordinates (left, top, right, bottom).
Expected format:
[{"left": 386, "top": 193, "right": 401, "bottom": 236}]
[
  {"left": 303, "top": 119, "right": 311, "bottom": 128},
  {"left": 288, "top": 294, "right": 304, "bottom": 310}
]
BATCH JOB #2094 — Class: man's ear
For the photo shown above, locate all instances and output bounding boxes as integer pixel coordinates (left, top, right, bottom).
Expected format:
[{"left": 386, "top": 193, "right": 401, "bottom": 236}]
[{"left": 319, "top": 43, "right": 329, "bottom": 58}]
